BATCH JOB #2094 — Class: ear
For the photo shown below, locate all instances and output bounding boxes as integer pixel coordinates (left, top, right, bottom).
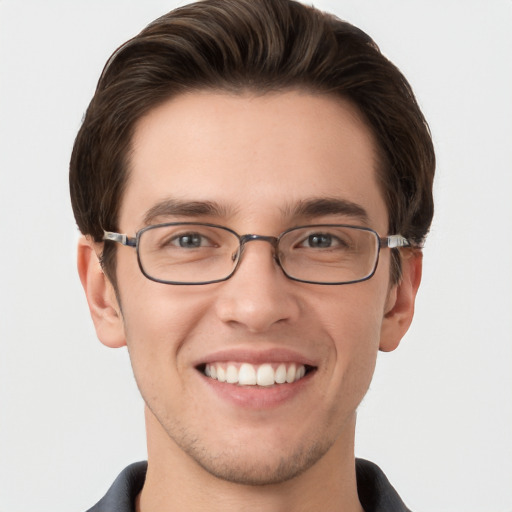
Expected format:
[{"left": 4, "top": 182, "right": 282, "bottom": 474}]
[
  {"left": 379, "top": 250, "right": 423, "bottom": 352},
  {"left": 77, "top": 236, "right": 126, "bottom": 348}
]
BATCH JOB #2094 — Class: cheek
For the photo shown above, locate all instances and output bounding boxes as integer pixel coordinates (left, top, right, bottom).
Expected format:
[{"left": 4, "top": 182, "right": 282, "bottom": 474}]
[
  {"left": 316, "top": 279, "right": 386, "bottom": 345},
  {"left": 116, "top": 250, "right": 206, "bottom": 346},
  {"left": 117, "top": 274, "right": 213, "bottom": 391},
  {"left": 317, "top": 283, "right": 387, "bottom": 388},
  {"left": 121, "top": 290, "right": 206, "bottom": 347},
  {"left": 335, "top": 302, "right": 381, "bottom": 380}
]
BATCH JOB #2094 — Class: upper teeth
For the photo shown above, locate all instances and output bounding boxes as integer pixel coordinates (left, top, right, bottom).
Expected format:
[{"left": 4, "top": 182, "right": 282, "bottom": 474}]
[{"left": 204, "top": 362, "right": 306, "bottom": 386}]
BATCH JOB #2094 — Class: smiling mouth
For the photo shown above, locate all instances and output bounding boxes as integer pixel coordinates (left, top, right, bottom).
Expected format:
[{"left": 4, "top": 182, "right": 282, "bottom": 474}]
[{"left": 199, "top": 362, "right": 315, "bottom": 387}]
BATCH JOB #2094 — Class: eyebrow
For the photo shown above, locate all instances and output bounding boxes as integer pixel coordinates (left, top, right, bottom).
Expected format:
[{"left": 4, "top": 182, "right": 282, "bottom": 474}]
[
  {"left": 143, "top": 198, "right": 233, "bottom": 225},
  {"left": 284, "top": 197, "right": 370, "bottom": 224}
]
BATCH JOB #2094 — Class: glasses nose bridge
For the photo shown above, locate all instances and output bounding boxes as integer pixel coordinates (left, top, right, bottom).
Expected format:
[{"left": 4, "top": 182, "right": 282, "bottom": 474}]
[
  {"left": 236, "top": 234, "right": 281, "bottom": 267},
  {"left": 229, "top": 234, "right": 283, "bottom": 280},
  {"left": 239, "top": 233, "right": 280, "bottom": 253}
]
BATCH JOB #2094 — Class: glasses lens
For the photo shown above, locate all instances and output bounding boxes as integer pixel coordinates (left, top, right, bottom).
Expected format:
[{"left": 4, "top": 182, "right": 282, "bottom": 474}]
[
  {"left": 278, "top": 226, "right": 379, "bottom": 284},
  {"left": 138, "top": 224, "right": 239, "bottom": 284}
]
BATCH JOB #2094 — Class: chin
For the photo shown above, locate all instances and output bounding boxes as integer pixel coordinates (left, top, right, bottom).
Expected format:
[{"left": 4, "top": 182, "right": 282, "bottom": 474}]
[{"left": 181, "top": 435, "right": 333, "bottom": 486}]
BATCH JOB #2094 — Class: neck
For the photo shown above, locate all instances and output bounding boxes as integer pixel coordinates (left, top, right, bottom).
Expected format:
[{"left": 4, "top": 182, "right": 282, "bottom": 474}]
[{"left": 137, "top": 408, "right": 364, "bottom": 512}]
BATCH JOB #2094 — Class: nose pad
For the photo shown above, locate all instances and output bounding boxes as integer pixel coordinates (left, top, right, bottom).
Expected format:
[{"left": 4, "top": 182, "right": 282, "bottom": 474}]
[{"left": 232, "top": 234, "right": 281, "bottom": 276}]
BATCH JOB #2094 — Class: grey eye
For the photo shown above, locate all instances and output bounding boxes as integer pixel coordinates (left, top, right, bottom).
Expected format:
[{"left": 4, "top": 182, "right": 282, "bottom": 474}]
[
  {"left": 307, "top": 234, "right": 333, "bottom": 248},
  {"left": 177, "top": 233, "right": 203, "bottom": 248}
]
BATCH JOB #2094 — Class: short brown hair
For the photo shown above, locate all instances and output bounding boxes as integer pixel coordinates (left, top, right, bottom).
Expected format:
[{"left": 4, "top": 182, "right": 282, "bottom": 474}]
[{"left": 70, "top": 0, "right": 435, "bottom": 285}]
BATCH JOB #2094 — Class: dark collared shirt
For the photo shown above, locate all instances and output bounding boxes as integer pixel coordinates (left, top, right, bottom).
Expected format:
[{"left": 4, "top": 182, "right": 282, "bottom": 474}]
[{"left": 87, "top": 459, "right": 411, "bottom": 512}]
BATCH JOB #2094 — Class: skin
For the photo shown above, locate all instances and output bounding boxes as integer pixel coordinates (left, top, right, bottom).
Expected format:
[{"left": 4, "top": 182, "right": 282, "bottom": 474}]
[{"left": 78, "top": 90, "right": 422, "bottom": 512}]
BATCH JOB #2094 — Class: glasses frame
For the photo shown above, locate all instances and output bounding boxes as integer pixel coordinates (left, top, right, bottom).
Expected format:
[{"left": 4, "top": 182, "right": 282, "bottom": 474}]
[{"left": 103, "top": 222, "right": 411, "bottom": 286}]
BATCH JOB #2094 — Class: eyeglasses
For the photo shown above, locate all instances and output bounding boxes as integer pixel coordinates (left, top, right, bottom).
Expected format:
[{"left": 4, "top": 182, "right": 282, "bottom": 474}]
[{"left": 103, "top": 223, "right": 411, "bottom": 285}]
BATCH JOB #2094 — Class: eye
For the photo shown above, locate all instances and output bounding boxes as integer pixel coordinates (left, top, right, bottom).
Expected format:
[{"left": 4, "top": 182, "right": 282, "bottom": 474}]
[
  {"left": 171, "top": 232, "right": 212, "bottom": 248},
  {"left": 146, "top": 225, "right": 230, "bottom": 253},
  {"left": 300, "top": 233, "right": 347, "bottom": 249},
  {"left": 176, "top": 233, "right": 203, "bottom": 248},
  {"left": 305, "top": 233, "right": 334, "bottom": 248}
]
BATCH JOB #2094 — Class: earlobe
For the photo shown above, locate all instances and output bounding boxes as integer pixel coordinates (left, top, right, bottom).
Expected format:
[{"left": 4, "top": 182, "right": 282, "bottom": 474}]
[
  {"left": 379, "top": 250, "right": 423, "bottom": 352},
  {"left": 77, "top": 236, "right": 126, "bottom": 348}
]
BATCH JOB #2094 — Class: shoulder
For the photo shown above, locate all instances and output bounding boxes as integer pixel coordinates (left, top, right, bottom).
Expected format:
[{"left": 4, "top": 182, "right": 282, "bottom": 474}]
[
  {"left": 86, "top": 461, "right": 147, "bottom": 512},
  {"left": 356, "top": 458, "right": 412, "bottom": 512}
]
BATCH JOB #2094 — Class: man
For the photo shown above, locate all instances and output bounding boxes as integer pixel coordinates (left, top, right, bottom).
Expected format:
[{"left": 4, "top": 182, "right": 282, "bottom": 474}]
[{"left": 70, "top": 0, "right": 434, "bottom": 510}]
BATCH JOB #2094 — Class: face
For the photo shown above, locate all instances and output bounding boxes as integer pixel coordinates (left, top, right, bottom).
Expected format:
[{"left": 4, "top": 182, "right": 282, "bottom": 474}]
[{"left": 93, "top": 91, "right": 414, "bottom": 485}]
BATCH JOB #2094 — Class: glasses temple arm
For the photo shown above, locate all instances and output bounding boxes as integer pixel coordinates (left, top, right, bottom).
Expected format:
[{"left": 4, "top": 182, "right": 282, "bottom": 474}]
[
  {"left": 382, "top": 235, "right": 413, "bottom": 249},
  {"left": 103, "top": 231, "right": 137, "bottom": 247}
]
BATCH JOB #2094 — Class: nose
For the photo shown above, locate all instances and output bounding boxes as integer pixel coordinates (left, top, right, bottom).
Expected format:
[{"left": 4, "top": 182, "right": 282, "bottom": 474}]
[{"left": 214, "top": 239, "right": 301, "bottom": 333}]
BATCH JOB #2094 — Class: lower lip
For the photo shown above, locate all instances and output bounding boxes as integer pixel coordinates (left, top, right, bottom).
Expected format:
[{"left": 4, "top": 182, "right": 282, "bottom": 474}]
[{"left": 199, "top": 371, "right": 314, "bottom": 409}]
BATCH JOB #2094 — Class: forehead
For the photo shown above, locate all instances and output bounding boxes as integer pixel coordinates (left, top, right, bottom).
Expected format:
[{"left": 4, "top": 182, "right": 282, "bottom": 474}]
[{"left": 121, "top": 90, "right": 388, "bottom": 232}]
